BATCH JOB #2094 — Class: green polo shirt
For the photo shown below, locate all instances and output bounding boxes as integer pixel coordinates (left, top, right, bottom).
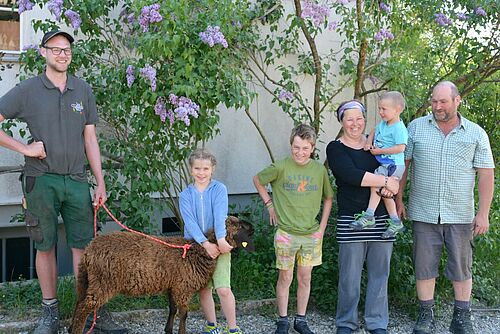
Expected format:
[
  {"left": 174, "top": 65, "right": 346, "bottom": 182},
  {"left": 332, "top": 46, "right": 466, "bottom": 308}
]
[
  {"left": 405, "top": 114, "right": 495, "bottom": 224},
  {"left": 257, "top": 157, "right": 334, "bottom": 235},
  {"left": 0, "top": 72, "right": 98, "bottom": 181}
]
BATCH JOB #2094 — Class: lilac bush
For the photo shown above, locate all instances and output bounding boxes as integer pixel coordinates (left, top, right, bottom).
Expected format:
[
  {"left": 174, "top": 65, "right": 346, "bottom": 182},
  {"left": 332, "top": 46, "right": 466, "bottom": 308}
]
[
  {"left": 138, "top": 4, "right": 163, "bottom": 32},
  {"left": 199, "top": 26, "right": 228, "bottom": 48},
  {"left": 64, "top": 9, "right": 82, "bottom": 29},
  {"left": 17, "top": 0, "right": 35, "bottom": 14},
  {"left": 47, "top": 0, "right": 64, "bottom": 21},
  {"left": 374, "top": 28, "right": 394, "bottom": 41},
  {"left": 474, "top": 7, "right": 487, "bottom": 17},
  {"left": 154, "top": 94, "right": 200, "bottom": 126},
  {"left": 278, "top": 89, "right": 294, "bottom": 102},
  {"left": 301, "top": 0, "right": 331, "bottom": 27},
  {"left": 379, "top": 2, "right": 391, "bottom": 13},
  {"left": 139, "top": 64, "right": 157, "bottom": 91},
  {"left": 434, "top": 13, "right": 452, "bottom": 26},
  {"left": 126, "top": 65, "right": 135, "bottom": 88}
]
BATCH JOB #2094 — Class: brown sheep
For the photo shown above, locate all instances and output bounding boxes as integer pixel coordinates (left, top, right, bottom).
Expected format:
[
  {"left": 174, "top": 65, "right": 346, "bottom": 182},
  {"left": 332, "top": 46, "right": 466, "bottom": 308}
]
[{"left": 69, "top": 216, "right": 254, "bottom": 334}]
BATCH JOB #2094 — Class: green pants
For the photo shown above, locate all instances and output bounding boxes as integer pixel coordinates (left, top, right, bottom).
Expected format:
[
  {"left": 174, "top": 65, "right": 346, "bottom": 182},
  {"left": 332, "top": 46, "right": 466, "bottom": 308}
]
[{"left": 23, "top": 173, "right": 94, "bottom": 251}]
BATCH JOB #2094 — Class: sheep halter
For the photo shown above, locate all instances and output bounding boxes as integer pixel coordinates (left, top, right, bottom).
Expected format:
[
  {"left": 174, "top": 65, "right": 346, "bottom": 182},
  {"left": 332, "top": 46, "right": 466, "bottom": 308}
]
[{"left": 93, "top": 200, "right": 192, "bottom": 258}]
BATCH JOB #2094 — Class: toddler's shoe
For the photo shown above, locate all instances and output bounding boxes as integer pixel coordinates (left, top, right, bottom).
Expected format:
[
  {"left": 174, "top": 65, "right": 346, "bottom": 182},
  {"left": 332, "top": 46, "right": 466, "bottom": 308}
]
[{"left": 350, "top": 211, "right": 376, "bottom": 230}]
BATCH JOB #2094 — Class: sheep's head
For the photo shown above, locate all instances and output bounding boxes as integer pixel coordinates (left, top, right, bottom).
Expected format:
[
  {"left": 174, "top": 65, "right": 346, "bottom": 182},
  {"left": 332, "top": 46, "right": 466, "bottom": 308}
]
[{"left": 226, "top": 216, "right": 255, "bottom": 252}]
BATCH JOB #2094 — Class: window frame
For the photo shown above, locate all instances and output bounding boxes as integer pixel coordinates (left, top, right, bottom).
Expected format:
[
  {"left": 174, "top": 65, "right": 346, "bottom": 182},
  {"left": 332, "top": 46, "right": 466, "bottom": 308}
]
[{"left": 0, "top": 4, "right": 24, "bottom": 61}]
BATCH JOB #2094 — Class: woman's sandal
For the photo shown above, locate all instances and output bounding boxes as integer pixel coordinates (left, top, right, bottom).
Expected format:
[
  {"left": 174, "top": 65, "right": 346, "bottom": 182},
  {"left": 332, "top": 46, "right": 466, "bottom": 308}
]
[{"left": 376, "top": 187, "right": 394, "bottom": 199}]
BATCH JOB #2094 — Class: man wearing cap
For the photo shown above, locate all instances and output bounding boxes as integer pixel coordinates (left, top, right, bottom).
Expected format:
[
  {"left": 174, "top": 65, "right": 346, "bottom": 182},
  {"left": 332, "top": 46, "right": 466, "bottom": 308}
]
[
  {"left": 396, "top": 81, "right": 495, "bottom": 334},
  {"left": 0, "top": 30, "right": 127, "bottom": 333}
]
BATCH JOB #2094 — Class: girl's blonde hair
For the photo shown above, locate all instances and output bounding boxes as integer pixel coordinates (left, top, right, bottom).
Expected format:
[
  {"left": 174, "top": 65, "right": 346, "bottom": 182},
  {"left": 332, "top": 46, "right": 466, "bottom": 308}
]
[{"left": 188, "top": 148, "right": 217, "bottom": 167}]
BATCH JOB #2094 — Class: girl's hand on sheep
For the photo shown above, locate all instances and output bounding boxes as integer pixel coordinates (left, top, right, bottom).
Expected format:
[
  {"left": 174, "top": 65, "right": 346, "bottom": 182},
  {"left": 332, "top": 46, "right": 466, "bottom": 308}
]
[
  {"left": 217, "top": 238, "right": 233, "bottom": 254},
  {"left": 202, "top": 241, "right": 220, "bottom": 259},
  {"left": 268, "top": 206, "right": 279, "bottom": 226}
]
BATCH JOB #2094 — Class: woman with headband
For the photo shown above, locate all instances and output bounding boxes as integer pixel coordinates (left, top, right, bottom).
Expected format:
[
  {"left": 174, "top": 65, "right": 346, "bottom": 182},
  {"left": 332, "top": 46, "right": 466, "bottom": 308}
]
[{"left": 326, "top": 100, "right": 400, "bottom": 334}]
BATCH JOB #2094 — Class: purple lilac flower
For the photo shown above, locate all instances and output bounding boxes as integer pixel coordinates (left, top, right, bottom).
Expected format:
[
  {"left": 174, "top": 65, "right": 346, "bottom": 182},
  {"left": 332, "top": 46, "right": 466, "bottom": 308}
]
[
  {"left": 126, "top": 65, "right": 135, "bottom": 88},
  {"left": 434, "top": 13, "right": 452, "bottom": 26},
  {"left": 301, "top": 1, "right": 330, "bottom": 27},
  {"left": 126, "top": 13, "right": 135, "bottom": 24},
  {"left": 153, "top": 94, "right": 200, "bottom": 126},
  {"left": 17, "top": 0, "right": 35, "bottom": 14},
  {"left": 379, "top": 2, "right": 391, "bottom": 13},
  {"left": 374, "top": 28, "right": 394, "bottom": 42},
  {"left": 139, "top": 64, "right": 157, "bottom": 91},
  {"left": 47, "top": 0, "right": 64, "bottom": 21},
  {"left": 138, "top": 4, "right": 163, "bottom": 32},
  {"left": 22, "top": 44, "right": 40, "bottom": 52},
  {"left": 199, "top": 26, "right": 228, "bottom": 48},
  {"left": 278, "top": 89, "right": 294, "bottom": 102},
  {"left": 232, "top": 20, "right": 242, "bottom": 28},
  {"left": 64, "top": 10, "right": 82, "bottom": 29},
  {"left": 328, "top": 20, "right": 338, "bottom": 31},
  {"left": 474, "top": 7, "right": 486, "bottom": 17},
  {"left": 456, "top": 13, "right": 468, "bottom": 21}
]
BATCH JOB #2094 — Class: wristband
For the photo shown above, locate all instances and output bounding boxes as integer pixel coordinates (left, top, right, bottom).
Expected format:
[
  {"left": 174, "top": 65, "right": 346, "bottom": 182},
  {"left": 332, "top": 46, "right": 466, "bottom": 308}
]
[{"left": 264, "top": 198, "right": 273, "bottom": 206}]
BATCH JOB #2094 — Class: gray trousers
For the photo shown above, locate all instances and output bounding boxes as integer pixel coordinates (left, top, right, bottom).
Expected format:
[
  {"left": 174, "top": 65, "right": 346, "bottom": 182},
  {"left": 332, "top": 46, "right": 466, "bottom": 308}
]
[{"left": 336, "top": 241, "right": 393, "bottom": 331}]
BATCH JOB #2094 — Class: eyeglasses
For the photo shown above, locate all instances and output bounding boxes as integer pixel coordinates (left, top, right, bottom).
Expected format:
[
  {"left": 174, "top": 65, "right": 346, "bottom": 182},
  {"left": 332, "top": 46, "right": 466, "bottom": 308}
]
[{"left": 44, "top": 46, "right": 72, "bottom": 56}]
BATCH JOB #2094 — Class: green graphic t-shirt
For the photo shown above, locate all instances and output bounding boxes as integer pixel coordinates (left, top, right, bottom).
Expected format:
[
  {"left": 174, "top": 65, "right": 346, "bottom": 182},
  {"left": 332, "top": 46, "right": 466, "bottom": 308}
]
[{"left": 257, "top": 157, "right": 333, "bottom": 235}]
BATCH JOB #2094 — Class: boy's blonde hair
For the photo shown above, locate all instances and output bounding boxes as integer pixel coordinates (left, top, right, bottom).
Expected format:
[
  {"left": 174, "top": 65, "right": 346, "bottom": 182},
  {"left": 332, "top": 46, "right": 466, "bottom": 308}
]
[
  {"left": 289, "top": 124, "right": 317, "bottom": 146},
  {"left": 188, "top": 148, "right": 217, "bottom": 167},
  {"left": 380, "top": 91, "right": 406, "bottom": 111}
]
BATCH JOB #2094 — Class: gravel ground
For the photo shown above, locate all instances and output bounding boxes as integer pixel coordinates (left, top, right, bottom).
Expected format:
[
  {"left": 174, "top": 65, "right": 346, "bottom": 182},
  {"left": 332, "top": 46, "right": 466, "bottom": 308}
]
[{"left": 1, "top": 302, "right": 499, "bottom": 333}]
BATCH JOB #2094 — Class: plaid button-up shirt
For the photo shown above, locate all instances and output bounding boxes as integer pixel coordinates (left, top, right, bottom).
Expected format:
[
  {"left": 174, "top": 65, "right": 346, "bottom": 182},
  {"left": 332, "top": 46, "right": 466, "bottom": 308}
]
[{"left": 405, "top": 114, "right": 494, "bottom": 224}]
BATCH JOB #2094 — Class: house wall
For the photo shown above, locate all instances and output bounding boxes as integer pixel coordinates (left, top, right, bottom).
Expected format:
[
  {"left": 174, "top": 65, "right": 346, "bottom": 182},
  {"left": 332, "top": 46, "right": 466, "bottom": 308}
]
[{"left": 0, "top": 2, "right": 377, "bottom": 282}]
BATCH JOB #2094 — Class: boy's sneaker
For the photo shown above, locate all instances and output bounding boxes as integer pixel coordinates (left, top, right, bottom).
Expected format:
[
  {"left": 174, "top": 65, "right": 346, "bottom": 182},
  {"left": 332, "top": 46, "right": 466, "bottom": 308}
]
[
  {"left": 350, "top": 212, "right": 375, "bottom": 230},
  {"left": 33, "top": 301, "right": 59, "bottom": 334},
  {"left": 413, "top": 304, "right": 435, "bottom": 334},
  {"left": 381, "top": 219, "right": 406, "bottom": 239},
  {"left": 293, "top": 319, "right": 315, "bottom": 334},
  {"left": 203, "top": 323, "right": 222, "bottom": 334},
  {"left": 275, "top": 320, "right": 290, "bottom": 334},
  {"left": 449, "top": 307, "right": 474, "bottom": 334},
  {"left": 83, "top": 307, "right": 128, "bottom": 333},
  {"left": 223, "top": 325, "right": 244, "bottom": 334}
]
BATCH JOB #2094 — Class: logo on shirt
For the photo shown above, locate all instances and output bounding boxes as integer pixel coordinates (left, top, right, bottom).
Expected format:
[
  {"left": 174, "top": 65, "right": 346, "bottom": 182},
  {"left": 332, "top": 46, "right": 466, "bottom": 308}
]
[
  {"left": 71, "top": 102, "right": 84, "bottom": 115},
  {"left": 283, "top": 175, "right": 318, "bottom": 193}
]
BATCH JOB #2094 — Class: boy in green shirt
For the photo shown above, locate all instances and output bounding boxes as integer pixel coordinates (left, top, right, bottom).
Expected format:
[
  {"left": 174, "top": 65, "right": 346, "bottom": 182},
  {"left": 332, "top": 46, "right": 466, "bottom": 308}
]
[{"left": 253, "top": 124, "right": 333, "bottom": 334}]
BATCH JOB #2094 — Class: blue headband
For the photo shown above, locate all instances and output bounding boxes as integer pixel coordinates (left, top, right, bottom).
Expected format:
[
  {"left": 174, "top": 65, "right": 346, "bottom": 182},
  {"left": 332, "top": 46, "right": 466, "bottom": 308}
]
[{"left": 336, "top": 101, "right": 366, "bottom": 121}]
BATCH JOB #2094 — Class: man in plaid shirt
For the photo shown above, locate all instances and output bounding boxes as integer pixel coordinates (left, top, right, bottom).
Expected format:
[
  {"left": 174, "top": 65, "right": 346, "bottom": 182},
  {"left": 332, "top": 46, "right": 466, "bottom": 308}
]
[{"left": 396, "top": 81, "right": 495, "bottom": 334}]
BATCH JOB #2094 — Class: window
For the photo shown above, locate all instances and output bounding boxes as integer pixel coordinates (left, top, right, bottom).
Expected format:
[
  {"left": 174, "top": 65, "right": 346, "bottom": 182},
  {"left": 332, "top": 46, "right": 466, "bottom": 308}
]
[{"left": 0, "top": 2, "right": 22, "bottom": 54}]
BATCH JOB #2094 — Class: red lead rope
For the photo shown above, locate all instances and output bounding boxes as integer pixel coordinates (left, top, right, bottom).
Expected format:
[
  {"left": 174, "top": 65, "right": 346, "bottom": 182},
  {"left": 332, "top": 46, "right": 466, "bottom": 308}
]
[
  {"left": 93, "top": 200, "right": 192, "bottom": 258},
  {"left": 86, "top": 200, "right": 192, "bottom": 334}
]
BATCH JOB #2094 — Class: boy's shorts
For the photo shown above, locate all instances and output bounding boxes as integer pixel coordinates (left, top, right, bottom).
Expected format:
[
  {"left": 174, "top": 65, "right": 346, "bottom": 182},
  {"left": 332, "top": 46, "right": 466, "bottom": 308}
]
[
  {"left": 23, "top": 173, "right": 94, "bottom": 251},
  {"left": 374, "top": 164, "right": 405, "bottom": 179},
  {"left": 206, "top": 252, "right": 231, "bottom": 289},
  {"left": 274, "top": 228, "right": 323, "bottom": 270},
  {"left": 413, "top": 221, "right": 473, "bottom": 281}
]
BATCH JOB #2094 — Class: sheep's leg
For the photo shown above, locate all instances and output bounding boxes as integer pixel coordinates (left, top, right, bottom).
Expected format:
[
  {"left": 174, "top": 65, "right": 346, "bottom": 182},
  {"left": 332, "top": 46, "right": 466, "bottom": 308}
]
[
  {"left": 172, "top": 293, "right": 191, "bottom": 334},
  {"left": 177, "top": 305, "right": 189, "bottom": 334},
  {"left": 69, "top": 295, "right": 101, "bottom": 334},
  {"left": 164, "top": 291, "right": 176, "bottom": 334}
]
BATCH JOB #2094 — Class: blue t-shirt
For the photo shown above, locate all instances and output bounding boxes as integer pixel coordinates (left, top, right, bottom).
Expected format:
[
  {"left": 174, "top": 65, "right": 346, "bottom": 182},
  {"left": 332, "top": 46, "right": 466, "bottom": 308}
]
[{"left": 374, "top": 120, "right": 408, "bottom": 166}]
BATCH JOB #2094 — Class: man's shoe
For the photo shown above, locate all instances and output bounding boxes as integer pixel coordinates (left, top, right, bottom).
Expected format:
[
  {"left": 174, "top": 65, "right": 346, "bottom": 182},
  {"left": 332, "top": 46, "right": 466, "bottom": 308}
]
[
  {"left": 350, "top": 211, "right": 376, "bottom": 230},
  {"left": 33, "top": 301, "right": 59, "bottom": 334},
  {"left": 275, "top": 320, "right": 289, "bottom": 334},
  {"left": 293, "top": 319, "right": 315, "bottom": 334},
  {"left": 449, "top": 307, "right": 474, "bottom": 334},
  {"left": 336, "top": 327, "right": 352, "bottom": 334},
  {"left": 83, "top": 307, "right": 128, "bottom": 333},
  {"left": 369, "top": 329, "right": 387, "bottom": 334},
  {"left": 413, "top": 305, "right": 435, "bottom": 334}
]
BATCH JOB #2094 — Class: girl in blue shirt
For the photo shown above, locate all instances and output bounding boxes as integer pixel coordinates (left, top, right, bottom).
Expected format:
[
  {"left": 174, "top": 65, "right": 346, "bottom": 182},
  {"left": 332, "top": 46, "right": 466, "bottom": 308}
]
[{"left": 179, "top": 148, "right": 242, "bottom": 334}]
